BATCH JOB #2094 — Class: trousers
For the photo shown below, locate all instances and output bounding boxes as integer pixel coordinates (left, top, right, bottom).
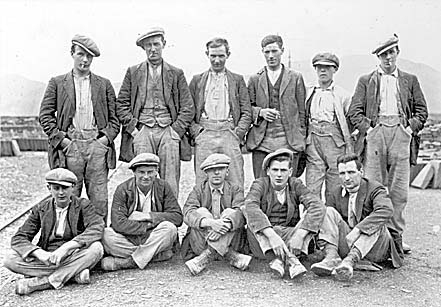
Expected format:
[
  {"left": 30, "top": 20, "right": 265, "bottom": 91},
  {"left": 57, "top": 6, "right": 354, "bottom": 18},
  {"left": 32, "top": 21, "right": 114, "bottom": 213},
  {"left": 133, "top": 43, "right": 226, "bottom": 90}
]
[
  {"left": 102, "top": 221, "right": 177, "bottom": 269},
  {"left": 3, "top": 242, "right": 103, "bottom": 289}
]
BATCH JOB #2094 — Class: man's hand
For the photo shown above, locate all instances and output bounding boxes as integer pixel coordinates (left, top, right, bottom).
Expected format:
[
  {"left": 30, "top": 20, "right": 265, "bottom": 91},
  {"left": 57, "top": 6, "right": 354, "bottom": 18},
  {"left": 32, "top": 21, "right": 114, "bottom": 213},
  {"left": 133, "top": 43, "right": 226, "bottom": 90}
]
[
  {"left": 49, "top": 246, "right": 70, "bottom": 266},
  {"left": 351, "top": 129, "right": 359, "bottom": 141},
  {"left": 287, "top": 228, "right": 309, "bottom": 255},
  {"left": 262, "top": 228, "right": 289, "bottom": 260},
  {"left": 208, "top": 219, "right": 230, "bottom": 235},
  {"left": 207, "top": 230, "right": 222, "bottom": 242},
  {"left": 97, "top": 136, "right": 109, "bottom": 146},
  {"left": 128, "top": 211, "right": 152, "bottom": 222},
  {"left": 346, "top": 227, "right": 361, "bottom": 248},
  {"left": 259, "top": 108, "right": 280, "bottom": 123},
  {"left": 32, "top": 249, "right": 52, "bottom": 266}
]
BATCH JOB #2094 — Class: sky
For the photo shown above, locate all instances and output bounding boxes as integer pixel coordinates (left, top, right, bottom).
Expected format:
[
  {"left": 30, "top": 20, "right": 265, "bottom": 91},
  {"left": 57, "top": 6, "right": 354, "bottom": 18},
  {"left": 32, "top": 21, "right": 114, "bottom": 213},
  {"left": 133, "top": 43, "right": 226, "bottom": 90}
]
[{"left": 1, "top": 0, "right": 440, "bottom": 84}]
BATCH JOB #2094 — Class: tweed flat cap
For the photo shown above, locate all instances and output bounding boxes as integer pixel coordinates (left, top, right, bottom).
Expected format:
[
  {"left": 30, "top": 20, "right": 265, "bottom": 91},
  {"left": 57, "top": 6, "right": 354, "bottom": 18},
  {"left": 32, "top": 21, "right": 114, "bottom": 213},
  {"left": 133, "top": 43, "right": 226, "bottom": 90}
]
[
  {"left": 312, "top": 52, "right": 340, "bottom": 69},
  {"left": 46, "top": 168, "right": 77, "bottom": 187},
  {"left": 136, "top": 27, "right": 165, "bottom": 47},
  {"left": 262, "top": 148, "right": 293, "bottom": 171},
  {"left": 128, "top": 153, "right": 160, "bottom": 170},
  {"left": 200, "top": 153, "right": 231, "bottom": 171},
  {"left": 72, "top": 34, "right": 100, "bottom": 57},
  {"left": 372, "top": 34, "right": 399, "bottom": 55}
]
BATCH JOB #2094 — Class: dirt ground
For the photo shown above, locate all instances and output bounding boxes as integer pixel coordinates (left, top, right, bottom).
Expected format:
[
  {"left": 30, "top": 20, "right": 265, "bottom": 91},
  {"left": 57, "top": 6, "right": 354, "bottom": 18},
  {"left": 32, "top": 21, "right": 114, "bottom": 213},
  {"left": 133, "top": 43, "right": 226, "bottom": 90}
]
[{"left": 0, "top": 152, "right": 440, "bottom": 307}]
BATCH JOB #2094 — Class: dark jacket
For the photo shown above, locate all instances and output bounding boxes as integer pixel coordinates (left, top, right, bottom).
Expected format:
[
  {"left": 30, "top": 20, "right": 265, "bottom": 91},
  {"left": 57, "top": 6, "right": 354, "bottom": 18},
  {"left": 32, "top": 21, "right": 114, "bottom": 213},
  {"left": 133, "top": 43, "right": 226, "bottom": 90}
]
[
  {"left": 110, "top": 177, "right": 183, "bottom": 246},
  {"left": 347, "top": 69, "right": 428, "bottom": 165},
  {"left": 326, "top": 177, "right": 402, "bottom": 267},
  {"left": 116, "top": 61, "right": 194, "bottom": 162},
  {"left": 39, "top": 71, "right": 120, "bottom": 169},
  {"left": 11, "top": 196, "right": 104, "bottom": 259},
  {"left": 246, "top": 66, "right": 307, "bottom": 152},
  {"left": 244, "top": 177, "right": 326, "bottom": 234},
  {"left": 183, "top": 180, "right": 245, "bottom": 230},
  {"left": 188, "top": 69, "right": 252, "bottom": 142}
]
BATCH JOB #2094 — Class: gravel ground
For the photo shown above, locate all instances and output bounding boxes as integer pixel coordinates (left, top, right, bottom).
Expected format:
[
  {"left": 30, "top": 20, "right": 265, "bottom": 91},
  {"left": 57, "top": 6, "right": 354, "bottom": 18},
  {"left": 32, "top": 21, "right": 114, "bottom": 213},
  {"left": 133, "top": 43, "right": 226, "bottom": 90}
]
[{"left": 0, "top": 152, "right": 440, "bottom": 306}]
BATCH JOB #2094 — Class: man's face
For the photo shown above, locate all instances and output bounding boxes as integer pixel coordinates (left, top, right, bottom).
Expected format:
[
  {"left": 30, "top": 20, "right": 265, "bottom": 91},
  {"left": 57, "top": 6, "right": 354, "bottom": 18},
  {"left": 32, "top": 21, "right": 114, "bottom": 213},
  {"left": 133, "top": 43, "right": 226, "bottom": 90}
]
[
  {"left": 133, "top": 165, "right": 158, "bottom": 190},
  {"left": 267, "top": 160, "right": 292, "bottom": 190},
  {"left": 142, "top": 35, "right": 165, "bottom": 64},
  {"left": 71, "top": 45, "right": 93, "bottom": 74},
  {"left": 48, "top": 184, "right": 74, "bottom": 208},
  {"left": 378, "top": 47, "right": 399, "bottom": 73},
  {"left": 205, "top": 166, "right": 228, "bottom": 187},
  {"left": 315, "top": 64, "right": 336, "bottom": 86},
  {"left": 338, "top": 160, "right": 363, "bottom": 192},
  {"left": 262, "top": 42, "right": 284, "bottom": 70},
  {"left": 206, "top": 45, "right": 229, "bottom": 73}
]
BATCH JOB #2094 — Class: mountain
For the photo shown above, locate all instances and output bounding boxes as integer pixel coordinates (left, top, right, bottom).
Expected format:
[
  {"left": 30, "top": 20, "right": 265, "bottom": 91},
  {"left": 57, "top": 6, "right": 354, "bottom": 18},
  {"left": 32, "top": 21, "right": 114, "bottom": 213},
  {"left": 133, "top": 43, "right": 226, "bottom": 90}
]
[{"left": 1, "top": 55, "right": 440, "bottom": 115}]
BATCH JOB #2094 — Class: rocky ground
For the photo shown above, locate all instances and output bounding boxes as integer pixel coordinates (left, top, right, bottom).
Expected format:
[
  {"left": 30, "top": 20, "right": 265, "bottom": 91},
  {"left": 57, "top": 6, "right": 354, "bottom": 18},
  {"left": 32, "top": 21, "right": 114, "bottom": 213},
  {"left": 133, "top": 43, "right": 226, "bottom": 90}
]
[{"left": 0, "top": 152, "right": 440, "bottom": 307}]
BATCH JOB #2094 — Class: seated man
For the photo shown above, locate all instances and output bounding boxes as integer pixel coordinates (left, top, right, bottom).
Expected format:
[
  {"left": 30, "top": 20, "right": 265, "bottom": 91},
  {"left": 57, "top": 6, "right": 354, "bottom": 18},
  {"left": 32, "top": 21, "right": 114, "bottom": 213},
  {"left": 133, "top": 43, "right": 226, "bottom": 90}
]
[
  {"left": 3, "top": 168, "right": 104, "bottom": 295},
  {"left": 182, "top": 153, "right": 251, "bottom": 275},
  {"left": 101, "top": 153, "right": 183, "bottom": 271},
  {"left": 312, "top": 153, "right": 403, "bottom": 280},
  {"left": 244, "top": 149, "right": 329, "bottom": 279}
]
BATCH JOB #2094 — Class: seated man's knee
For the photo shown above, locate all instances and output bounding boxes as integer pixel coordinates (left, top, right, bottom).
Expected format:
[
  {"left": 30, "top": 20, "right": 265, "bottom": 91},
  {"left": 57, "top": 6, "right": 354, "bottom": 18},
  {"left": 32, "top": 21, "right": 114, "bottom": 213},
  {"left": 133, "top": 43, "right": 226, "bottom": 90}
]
[
  {"left": 195, "top": 207, "right": 213, "bottom": 218},
  {"left": 221, "top": 208, "right": 236, "bottom": 217},
  {"left": 102, "top": 227, "right": 118, "bottom": 252},
  {"left": 157, "top": 221, "right": 178, "bottom": 237},
  {"left": 2, "top": 253, "right": 18, "bottom": 271},
  {"left": 88, "top": 241, "right": 104, "bottom": 258}
]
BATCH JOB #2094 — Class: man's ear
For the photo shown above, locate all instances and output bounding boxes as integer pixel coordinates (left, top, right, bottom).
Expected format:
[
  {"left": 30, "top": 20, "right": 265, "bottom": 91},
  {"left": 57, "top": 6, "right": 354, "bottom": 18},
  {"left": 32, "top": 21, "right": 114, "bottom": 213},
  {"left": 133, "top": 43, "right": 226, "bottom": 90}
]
[
  {"left": 205, "top": 50, "right": 209, "bottom": 57},
  {"left": 163, "top": 39, "right": 167, "bottom": 47},
  {"left": 360, "top": 167, "right": 364, "bottom": 177},
  {"left": 288, "top": 167, "right": 293, "bottom": 177}
]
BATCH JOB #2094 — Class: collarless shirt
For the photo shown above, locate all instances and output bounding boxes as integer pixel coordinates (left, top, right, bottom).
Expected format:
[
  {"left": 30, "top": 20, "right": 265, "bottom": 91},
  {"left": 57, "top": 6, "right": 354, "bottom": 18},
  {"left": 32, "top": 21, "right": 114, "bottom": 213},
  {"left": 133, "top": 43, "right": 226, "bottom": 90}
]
[
  {"left": 137, "top": 187, "right": 153, "bottom": 213},
  {"left": 378, "top": 66, "right": 400, "bottom": 116},
  {"left": 204, "top": 70, "right": 230, "bottom": 120},
  {"left": 310, "top": 82, "right": 336, "bottom": 123},
  {"left": 73, "top": 73, "right": 94, "bottom": 130},
  {"left": 266, "top": 66, "right": 282, "bottom": 86}
]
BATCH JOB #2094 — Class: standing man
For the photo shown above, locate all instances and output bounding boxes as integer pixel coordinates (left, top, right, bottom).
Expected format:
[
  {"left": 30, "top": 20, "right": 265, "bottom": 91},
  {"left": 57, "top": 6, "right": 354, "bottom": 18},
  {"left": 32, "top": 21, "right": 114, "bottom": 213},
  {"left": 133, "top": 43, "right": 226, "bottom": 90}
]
[
  {"left": 305, "top": 53, "right": 352, "bottom": 201},
  {"left": 3, "top": 168, "right": 104, "bottom": 295},
  {"left": 116, "top": 27, "right": 194, "bottom": 197},
  {"left": 189, "top": 38, "right": 251, "bottom": 188},
  {"left": 246, "top": 34, "right": 307, "bottom": 178},
  {"left": 244, "top": 149, "right": 333, "bottom": 279},
  {"left": 101, "top": 153, "right": 183, "bottom": 271},
  {"left": 347, "top": 34, "right": 428, "bottom": 253},
  {"left": 39, "top": 35, "right": 120, "bottom": 222},
  {"left": 182, "top": 153, "right": 251, "bottom": 275},
  {"left": 312, "top": 154, "right": 403, "bottom": 280}
]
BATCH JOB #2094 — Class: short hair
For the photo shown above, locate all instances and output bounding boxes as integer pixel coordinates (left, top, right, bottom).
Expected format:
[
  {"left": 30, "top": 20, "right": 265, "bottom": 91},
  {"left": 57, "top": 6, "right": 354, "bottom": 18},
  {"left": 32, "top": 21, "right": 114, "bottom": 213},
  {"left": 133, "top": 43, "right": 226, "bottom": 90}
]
[
  {"left": 337, "top": 153, "right": 362, "bottom": 171},
  {"left": 71, "top": 44, "right": 77, "bottom": 54},
  {"left": 261, "top": 35, "right": 283, "bottom": 49},
  {"left": 268, "top": 154, "right": 292, "bottom": 169},
  {"left": 206, "top": 37, "right": 230, "bottom": 54}
]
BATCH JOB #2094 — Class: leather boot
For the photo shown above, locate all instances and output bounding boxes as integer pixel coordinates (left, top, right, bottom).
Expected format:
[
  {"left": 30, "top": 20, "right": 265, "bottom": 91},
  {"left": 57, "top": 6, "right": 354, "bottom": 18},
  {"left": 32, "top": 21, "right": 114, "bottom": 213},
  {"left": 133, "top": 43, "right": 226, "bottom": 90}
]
[
  {"left": 269, "top": 258, "right": 285, "bottom": 278},
  {"left": 74, "top": 269, "right": 90, "bottom": 284},
  {"left": 286, "top": 254, "right": 307, "bottom": 279},
  {"left": 101, "top": 256, "right": 138, "bottom": 271},
  {"left": 311, "top": 243, "right": 342, "bottom": 277},
  {"left": 185, "top": 248, "right": 214, "bottom": 276},
  {"left": 16, "top": 276, "right": 52, "bottom": 295},
  {"left": 333, "top": 247, "right": 361, "bottom": 281},
  {"left": 224, "top": 249, "right": 252, "bottom": 271}
]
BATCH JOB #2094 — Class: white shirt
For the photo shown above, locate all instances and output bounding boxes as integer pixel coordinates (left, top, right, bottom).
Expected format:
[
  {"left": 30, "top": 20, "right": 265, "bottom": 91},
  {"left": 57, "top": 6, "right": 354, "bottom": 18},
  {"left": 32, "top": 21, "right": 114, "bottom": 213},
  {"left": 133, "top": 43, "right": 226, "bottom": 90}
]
[
  {"left": 204, "top": 70, "right": 230, "bottom": 120},
  {"left": 275, "top": 186, "right": 287, "bottom": 204},
  {"left": 54, "top": 205, "right": 69, "bottom": 237},
  {"left": 342, "top": 188, "right": 358, "bottom": 228},
  {"left": 73, "top": 73, "right": 94, "bottom": 130},
  {"left": 310, "top": 82, "right": 336, "bottom": 122},
  {"left": 378, "top": 66, "right": 400, "bottom": 116},
  {"left": 137, "top": 187, "right": 152, "bottom": 213},
  {"left": 266, "top": 66, "right": 282, "bottom": 86}
]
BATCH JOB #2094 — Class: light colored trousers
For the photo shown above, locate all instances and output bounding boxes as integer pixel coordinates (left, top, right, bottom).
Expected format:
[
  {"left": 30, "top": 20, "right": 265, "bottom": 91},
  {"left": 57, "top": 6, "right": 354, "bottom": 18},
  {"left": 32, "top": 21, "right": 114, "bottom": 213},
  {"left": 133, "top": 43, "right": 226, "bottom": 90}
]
[
  {"left": 188, "top": 207, "right": 243, "bottom": 256},
  {"left": 64, "top": 138, "right": 109, "bottom": 221},
  {"left": 194, "top": 119, "right": 244, "bottom": 189},
  {"left": 133, "top": 125, "right": 181, "bottom": 197},
  {"left": 102, "top": 221, "right": 177, "bottom": 269},
  {"left": 321, "top": 207, "right": 391, "bottom": 261},
  {"left": 364, "top": 122, "right": 411, "bottom": 236},
  {"left": 3, "top": 242, "right": 103, "bottom": 289},
  {"left": 305, "top": 123, "right": 346, "bottom": 202}
]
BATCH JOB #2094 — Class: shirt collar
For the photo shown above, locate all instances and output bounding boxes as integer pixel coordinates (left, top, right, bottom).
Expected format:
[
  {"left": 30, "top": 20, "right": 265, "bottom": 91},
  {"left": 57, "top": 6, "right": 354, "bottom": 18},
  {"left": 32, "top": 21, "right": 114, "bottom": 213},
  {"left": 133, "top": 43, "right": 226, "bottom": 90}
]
[
  {"left": 72, "top": 71, "right": 90, "bottom": 80},
  {"left": 341, "top": 186, "right": 360, "bottom": 197},
  {"left": 378, "top": 66, "right": 398, "bottom": 77},
  {"left": 265, "top": 64, "right": 283, "bottom": 75},
  {"left": 209, "top": 183, "right": 224, "bottom": 194},
  {"left": 315, "top": 81, "right": 335, "bottom": 91},
  {"left": 209, "top": 68, "right": 226, "bottom": 76}
]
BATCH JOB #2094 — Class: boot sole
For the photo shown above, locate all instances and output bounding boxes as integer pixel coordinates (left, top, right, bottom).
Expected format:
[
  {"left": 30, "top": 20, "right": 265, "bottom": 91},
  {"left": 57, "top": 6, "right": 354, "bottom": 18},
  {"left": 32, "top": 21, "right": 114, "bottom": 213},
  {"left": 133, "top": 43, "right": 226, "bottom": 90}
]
[{"left": 311, "top": 264, "right": 334, "bottom": 277}]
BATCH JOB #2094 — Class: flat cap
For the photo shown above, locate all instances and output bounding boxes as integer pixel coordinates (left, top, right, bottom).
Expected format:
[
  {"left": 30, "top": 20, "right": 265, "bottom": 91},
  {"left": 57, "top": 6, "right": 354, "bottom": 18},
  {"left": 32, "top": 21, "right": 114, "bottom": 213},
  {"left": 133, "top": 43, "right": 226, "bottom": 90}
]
[
  {"left": 262, "top": 148, "right": 293, "bottom": 171},
  {"left": 72, "top": 34, "right": 100, "bottom": 57},
  {"left": 45, "top": 168, "right": 77, "bottom": 187},
  {"left": 136, "top": 27, "right": 165, "bottom": 47},
  {"left": 200, "top": 153, "right": 231, "bottom": 171},
  {"left": 312, "top": 52, "right": 339, "bottom": 69},
  {"left": 128, "top": 153, "right": 160, "bottom": 170},
  {"left": 372, "top": 34, "right": 399, "bottom": 55}
]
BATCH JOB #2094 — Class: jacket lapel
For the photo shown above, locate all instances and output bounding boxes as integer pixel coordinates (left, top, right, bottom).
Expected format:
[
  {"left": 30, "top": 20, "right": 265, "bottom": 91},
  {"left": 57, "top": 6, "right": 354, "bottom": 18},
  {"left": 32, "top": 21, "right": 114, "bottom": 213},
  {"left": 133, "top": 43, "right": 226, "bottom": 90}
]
[
  {"left": 397, "top": 69, "right": 409, "bottom": 111},
  {"left": 285, "top": 184, "right": 295, "bottom": 225},
  {"left": 355, "top": 179, "right": 368, "bottom": 222},
  {"left": 279, "top": 68, "right": 291, "bottom": 98},
  {"left": 258, "top": 71, "right": 269, "bottom": 107},
  {"left": 62, "top": 72, "right": 76, "bottom": 118},
  {"left": 136, "top": 62, "right": 148, "bottom": 112},
  {"left": 197, "top": 71, "right": 210, "bottom": 114},
  {"left": 226, "top": 70, "right": 236, "bottom": 116},
  {"left": 67, "top": 198, "right": 80, "bottom": 237},
  {"left": 221, "top": 181, "right": 232, "bottom": 210},
  {"left": 162, "top": 61, "right": 173, "bottom": 106},
  {"left": 90, "top": 73, "right": 101, "bottom": 117}
]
